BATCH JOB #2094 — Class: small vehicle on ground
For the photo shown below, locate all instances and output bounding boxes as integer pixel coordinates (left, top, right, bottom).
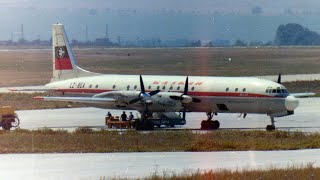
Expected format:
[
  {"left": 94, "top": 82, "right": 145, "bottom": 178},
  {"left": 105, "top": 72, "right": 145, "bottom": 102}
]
[{"left": 0, "top": 106, "right": 20, "bottom": 130}]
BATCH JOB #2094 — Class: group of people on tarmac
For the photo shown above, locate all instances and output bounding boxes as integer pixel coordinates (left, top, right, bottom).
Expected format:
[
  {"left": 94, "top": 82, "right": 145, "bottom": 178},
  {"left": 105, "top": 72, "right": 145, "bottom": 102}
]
[{"left": 107, "top": 111, "right": 134, "bottom": 121}]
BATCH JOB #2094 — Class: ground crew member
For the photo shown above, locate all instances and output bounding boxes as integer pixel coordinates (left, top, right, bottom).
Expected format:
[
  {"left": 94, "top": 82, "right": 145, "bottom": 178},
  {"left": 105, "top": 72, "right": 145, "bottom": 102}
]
[
  {"left": 107, "top": 111, "right": 112, "bottom": 118},
  {"left": 121, "top": 111, "right": 127, "bottom": 121},
  {"left": 129, "top": 112, "right": 134, "bottom": 121}
]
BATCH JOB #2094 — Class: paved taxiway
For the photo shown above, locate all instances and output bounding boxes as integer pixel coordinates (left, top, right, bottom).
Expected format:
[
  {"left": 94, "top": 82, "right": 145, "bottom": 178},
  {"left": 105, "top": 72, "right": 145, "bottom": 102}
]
[
  {"left": 2, "top": 89, "right": 320, "bottom": 179},
  {"left": 3, "top": 149, "right": 320, "bottom": 179},
  {"left": 15, "top": 97, "right": 320, "bottom": 132}
]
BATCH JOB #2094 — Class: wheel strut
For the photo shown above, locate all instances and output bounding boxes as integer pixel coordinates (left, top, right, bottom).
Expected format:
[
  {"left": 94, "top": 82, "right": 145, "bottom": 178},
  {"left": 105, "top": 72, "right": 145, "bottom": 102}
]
[{"left": 266, "top": 117, "right": 276, "bottom": 131}]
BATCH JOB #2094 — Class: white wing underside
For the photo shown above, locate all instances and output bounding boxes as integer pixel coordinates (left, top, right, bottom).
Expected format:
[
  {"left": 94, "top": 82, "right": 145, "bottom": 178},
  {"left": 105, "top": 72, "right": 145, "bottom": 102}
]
[{"left": 34, "top": 96, "right": 116, "bottom": 104}]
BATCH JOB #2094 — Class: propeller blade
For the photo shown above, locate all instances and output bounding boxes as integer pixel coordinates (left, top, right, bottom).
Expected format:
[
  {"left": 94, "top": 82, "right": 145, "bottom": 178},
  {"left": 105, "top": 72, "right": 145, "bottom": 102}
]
[
  {"left": 148, "top": 90, "right": 160, "bottom": 96},
  {"left": 129, "top": 97, "right": 143, "bottom": 104},
  {"left": 140, "top": 75, "right": 145, "bottom": 93},
  {"left": 184, "top": 76, "right": 189, "bottom": 95},
  {"left": 277, "top": 73, "right": 281, "bottom": 84}
]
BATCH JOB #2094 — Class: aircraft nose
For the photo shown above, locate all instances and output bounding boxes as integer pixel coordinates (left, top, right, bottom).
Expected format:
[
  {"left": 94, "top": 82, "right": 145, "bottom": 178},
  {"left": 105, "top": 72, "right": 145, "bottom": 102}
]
[{"left": 285, "top": 95, "right": 299, "bottom": 111}]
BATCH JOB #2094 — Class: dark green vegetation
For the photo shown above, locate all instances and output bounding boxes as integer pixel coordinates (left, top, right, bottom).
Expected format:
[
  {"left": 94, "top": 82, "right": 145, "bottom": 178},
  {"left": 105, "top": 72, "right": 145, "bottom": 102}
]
[
  {"left": 1, "top": 47, "right": 320, "bottom": 87},
  {"left": 2, "top": 129, "right": 320, "bottom": 153},
  {"left": 275, "top": 23, "right": 320, "bottom": 45}
]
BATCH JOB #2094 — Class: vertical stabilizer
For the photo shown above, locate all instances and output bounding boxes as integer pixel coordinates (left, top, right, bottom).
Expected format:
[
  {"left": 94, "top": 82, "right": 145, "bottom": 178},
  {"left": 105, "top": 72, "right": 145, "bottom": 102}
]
[{"left": 51, "top": 23, "right": 99, "bottom": 82}]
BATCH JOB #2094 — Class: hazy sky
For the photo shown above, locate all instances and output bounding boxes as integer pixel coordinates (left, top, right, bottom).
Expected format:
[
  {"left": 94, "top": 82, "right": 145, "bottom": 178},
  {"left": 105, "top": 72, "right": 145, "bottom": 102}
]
[
  {"left": 3, "top": 0, "right": 320, "bottom": 13},
  {"left": 0, "top": 1, "right": 320, "bottom": 42}
]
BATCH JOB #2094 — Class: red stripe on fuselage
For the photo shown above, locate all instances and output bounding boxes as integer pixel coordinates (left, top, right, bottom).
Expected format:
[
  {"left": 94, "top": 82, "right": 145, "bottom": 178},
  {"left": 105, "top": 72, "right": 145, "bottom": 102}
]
[
  {"left": 54, "top": 88, "right": 276, "bottom": 98},
  {"left": 55, "top": 58, "right": 73, "bottom": 70}
]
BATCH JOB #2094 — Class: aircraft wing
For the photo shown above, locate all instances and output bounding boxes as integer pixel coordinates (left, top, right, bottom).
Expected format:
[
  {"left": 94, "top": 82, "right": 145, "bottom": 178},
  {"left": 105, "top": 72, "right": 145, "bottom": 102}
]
[
  {"left": 290, "top": 92, "right": 316, "bottom": 98},
  {"left": 33, "top": 96, "right": 116, "bottom": 104}
]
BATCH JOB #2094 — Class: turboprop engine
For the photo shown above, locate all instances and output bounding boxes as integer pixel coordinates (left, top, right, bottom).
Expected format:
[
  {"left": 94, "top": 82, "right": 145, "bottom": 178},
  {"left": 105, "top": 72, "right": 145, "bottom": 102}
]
[
  {"left": 151, "top": 92, "right": 193, "bottom": 111},
  {"left": 93, "top": 91, "right": 142, "bottom": 105}
]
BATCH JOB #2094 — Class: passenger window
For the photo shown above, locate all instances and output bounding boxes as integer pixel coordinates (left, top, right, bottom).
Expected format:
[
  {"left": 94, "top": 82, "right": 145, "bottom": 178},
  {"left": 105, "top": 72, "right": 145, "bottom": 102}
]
[
  {"left": 272, "top": 89, "right": 276, "bottom": 93},
  {"left": 243, "top": 88, "right": 246, "bottom": 92},
  {"left": 177, "top": 87, "right": 180, "bottom": 90},
  {"left": 191, "top": 87, "right": 195, "bottom": 91},
  {"left": 226, "top": 87, "right": 229, "bottom": 91},
  {"left": 157, "top": 86, "right": 160, "bottom": 90},
  {"left": 162, "top": 86, "right": 166, "bottom": 90},
  {"left": 148, "top": 85, "right": 151, "bottom": 90},
  {"left": 235, "top": 88, "right": 238, "bottom": 92},
  {"left": 265, "top": 89, "right": 268, "bottom": 93},
  {"left": 112, "top": 85, "right": 116, "bottom": 89},
  {"left": 127, "top": 85, "right": 130, "bottom": 90},
  {"left": 89, "top": 85, "right": 92, "bottom": 88},
  {"left": 95, "top": 85, "right": 99, "bottom": 88},
  {"left": 134, "top": 85, "right": 137, "bottom": 89},
  {"left": 169, "top": 86, "right": 173, "bottom": 90}
]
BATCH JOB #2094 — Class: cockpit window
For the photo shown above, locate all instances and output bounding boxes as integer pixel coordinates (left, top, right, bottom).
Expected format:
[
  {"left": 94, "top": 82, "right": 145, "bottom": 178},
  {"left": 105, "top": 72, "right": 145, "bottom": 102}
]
[{"left": 266, "top": 87, "right": 288, "bottom": 94}]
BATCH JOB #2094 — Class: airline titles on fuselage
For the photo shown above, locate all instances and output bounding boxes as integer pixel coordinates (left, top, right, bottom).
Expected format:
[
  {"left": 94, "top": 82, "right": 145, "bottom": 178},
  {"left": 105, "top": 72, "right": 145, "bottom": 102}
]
[{"left": 68, "top": 81, "right": 204, "bottom": 89}]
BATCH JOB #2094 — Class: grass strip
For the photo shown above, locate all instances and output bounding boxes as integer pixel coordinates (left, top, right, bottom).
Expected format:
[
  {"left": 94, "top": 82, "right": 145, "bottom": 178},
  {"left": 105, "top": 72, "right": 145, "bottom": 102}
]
[
  {"left": 127, "top": 163, "right": 320, "bottom": 180},
  {"left": 0, "top": 128, "right": 320, "bottom": 153}
]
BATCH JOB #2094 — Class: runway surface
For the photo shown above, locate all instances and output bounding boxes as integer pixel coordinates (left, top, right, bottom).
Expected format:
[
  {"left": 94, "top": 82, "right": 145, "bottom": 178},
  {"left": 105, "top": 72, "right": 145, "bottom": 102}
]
[
  {"left": 15, "top": 97, "right": 320, "bottom": 132},
  {"left": 2, "top": 149, "right": 320, "bottom": 180},
  {"left": 8, "top": 98, "right": 320, "bottom": 179},
  {"left": 1, "top": 87, "right": 320, "bottom": 179}
]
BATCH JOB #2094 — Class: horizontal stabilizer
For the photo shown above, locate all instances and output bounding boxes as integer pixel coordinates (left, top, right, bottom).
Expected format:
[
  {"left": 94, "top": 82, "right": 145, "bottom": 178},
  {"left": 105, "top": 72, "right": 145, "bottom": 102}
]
[{"left": 8, "top": 86, "right": 52, "bottom": 92}]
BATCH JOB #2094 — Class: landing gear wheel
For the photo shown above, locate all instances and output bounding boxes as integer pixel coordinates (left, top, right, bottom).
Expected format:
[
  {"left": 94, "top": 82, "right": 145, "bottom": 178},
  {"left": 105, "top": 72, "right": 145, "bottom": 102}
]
[
  {"left": 201, "top": 120, "right": 220, "bottom": 130},
  {"left": 135, "top": 120, "right": 154, "bottom": 131},
  {"left": 11, "top": 116, "right": 20, "bottom": 127},
  {"left": 201, "top": 120, "right": 208, "bottom": 129},
  {"left": 212, "top": 120, "right": 220, "bottom": 129},
  {"left": 2, "top": 120, "right": 12, "bottom": 130},
  {"left": 266, "top": 125, "right": 275, "bottom": 131}
]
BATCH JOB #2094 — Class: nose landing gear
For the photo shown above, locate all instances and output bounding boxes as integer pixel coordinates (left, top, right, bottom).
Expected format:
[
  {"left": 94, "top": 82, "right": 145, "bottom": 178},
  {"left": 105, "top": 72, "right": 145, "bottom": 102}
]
[{"left": 266, "top": 117, "right": 276, "bottom": 131}]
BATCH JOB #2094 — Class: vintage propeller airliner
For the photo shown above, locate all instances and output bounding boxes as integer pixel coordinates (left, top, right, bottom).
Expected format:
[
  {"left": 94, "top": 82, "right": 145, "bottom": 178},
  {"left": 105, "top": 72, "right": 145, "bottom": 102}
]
[{"left": 32, "top": 23, "right": 302, "bottom": 131}]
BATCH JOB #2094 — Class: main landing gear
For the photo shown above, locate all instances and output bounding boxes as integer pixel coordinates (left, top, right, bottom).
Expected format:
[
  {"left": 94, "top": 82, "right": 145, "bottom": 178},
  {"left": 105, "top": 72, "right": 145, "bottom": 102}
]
[
  {"left": 201, "top": 112, "right": 220, "bottom": 130},
  {"left": 135, "top": 113, "right": 154, "bottom": 131},
  {"left": 266, "top": 117, "right": 276, "bottom": 131}
]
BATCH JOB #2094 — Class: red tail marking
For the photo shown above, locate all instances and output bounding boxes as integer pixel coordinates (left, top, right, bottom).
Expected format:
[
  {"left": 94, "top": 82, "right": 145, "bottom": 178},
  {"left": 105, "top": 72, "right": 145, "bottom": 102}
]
[
  {"left": 54, "top": 46, "right": 73, "bottom": 70},
  {"left": 55, "top": 58, "right": 73, "bottom": 70}
]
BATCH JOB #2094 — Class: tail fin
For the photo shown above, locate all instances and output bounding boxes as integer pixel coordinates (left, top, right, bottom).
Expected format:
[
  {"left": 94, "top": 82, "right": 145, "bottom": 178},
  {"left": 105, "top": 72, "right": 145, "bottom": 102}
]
[{"left": 51, "top": 23, "right": 99, "bottom": 82}]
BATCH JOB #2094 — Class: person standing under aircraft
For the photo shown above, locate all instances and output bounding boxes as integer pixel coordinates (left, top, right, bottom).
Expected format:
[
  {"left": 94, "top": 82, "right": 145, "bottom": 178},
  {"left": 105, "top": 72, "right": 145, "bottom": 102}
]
[
  {"left": 121, "top": 111, "right": 127, "bottom": 121},
  {"left": 129, "top": 112, "right": 134, "bottom": 121},
  {"left": 107, "top": 111, "right": 112, "bottom": 118}
]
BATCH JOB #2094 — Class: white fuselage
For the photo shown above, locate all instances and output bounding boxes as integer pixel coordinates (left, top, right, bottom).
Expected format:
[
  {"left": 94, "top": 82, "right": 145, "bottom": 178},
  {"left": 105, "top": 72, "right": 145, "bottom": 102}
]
[{"left": 46, "top": 74, "right": 298, "bottom": 116}]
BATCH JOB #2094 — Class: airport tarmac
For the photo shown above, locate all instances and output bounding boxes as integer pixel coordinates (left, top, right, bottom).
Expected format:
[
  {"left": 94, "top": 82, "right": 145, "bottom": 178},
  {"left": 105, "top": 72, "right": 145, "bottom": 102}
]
[
  {"left": 1, "top": 91, "right": 319, "bottom": 179},
  {"left": 15, "top": 97, "right": 320, "bottom": 132},
  {"left": 2, "top": 149, "right": 320, "bottom": 179}
]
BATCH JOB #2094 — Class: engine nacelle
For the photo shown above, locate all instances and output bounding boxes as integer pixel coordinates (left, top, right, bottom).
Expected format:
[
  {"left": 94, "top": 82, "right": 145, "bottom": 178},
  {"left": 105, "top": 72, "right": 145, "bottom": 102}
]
[
  {"left": 151, "top": 92, "right": 191, "bottom": 111},
  {"left": 93, "top": 91, "right": 141, "bottom": 104}
]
